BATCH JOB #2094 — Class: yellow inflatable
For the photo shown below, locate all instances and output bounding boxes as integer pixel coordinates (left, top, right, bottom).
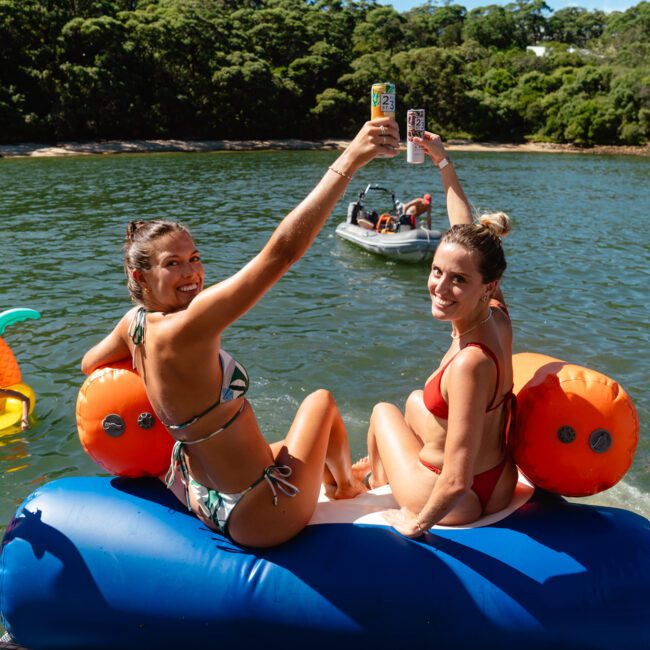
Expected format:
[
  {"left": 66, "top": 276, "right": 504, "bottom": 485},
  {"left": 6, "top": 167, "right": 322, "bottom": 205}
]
[
  {"left": 0, "top": 308, "right": 41, "bottom": 433},
  {"left": 0, "top": 382, "right": 36, "bottom": 432}
]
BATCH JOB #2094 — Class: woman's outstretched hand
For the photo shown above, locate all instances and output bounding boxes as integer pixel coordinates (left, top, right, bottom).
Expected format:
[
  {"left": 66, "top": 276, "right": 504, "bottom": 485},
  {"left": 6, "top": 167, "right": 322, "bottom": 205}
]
[
  {"left": 382, "top": 506, "right": 427, "bottom": 538},
  {"left": 340, "top": 118, "right": 400, "bottom": 172},
  {"left": 413, "top": 131, "right": 447, "bottom": 167}
]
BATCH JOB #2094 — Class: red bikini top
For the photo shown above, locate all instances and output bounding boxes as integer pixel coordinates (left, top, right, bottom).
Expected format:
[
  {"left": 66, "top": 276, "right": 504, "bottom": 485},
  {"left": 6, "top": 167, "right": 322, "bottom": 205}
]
[{"left": 423, "top": 302, "right": 512, "bottom": 420}]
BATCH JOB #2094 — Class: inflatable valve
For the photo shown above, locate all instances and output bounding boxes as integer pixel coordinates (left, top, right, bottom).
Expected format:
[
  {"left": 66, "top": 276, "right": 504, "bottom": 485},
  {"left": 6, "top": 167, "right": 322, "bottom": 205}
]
[
  {"left": 76, "top": 360, "right": 174, "bottom": 477},
  {"left": 510, "top": 352, "right": 639, "bottom": 497}
]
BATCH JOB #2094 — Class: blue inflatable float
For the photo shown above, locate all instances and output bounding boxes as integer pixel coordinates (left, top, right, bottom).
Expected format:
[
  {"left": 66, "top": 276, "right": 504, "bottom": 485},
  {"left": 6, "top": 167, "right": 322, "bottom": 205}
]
[{"left": 1, "top": 474, "right": 649, "bottom": 649}]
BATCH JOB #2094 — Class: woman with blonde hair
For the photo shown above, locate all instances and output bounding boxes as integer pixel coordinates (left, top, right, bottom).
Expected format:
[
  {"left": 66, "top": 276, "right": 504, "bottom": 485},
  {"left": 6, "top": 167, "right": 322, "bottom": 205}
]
[{"left": 355, "top": 132, "right": 518, "bottom": 537}]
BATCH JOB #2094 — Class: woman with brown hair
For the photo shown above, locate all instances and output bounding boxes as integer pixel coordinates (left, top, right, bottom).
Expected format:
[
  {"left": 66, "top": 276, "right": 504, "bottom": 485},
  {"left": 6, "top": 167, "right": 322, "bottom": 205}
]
[{"left": 82, "top": 118, "right": 400, "bottom": 548}]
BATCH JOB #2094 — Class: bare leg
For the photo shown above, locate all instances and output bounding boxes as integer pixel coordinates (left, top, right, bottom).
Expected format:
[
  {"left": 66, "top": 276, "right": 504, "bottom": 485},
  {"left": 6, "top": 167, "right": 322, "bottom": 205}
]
[
  {"left": 269, "top": 430, "right": 336, "bottom": 498},
  {"left": 228, "top": 389, "right": 365, "bottom": 547},
  {"left": 356, "top": 392, "right": 431, "bottom": 489},
  {"left": 365, "top": 402, "right": 436, "bottom": 512},
  {"left": 366, "top": 405, "right": 392, "bottom": 488},
  {"left": 274, "top": 389, "right": 365, "bottom": 500}
]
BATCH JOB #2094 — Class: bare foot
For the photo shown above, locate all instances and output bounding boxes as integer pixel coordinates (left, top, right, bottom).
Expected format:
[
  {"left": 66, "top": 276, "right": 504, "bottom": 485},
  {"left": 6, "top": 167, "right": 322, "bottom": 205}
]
[
  {"left": 325, "top": 477, "right": 367, "bottom": 500},
  {"left": 351, "top": 456, "right": 371, "bottom": 482}
]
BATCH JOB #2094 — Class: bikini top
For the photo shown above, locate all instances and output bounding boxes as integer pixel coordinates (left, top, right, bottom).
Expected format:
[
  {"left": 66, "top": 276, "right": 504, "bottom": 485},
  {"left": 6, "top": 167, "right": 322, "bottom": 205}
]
[
  {"left": 423, "top": 343, "right": 511, "bottom": 420},
  {"left": 422, "top": 301, "right": 513, "bottom": 421},
  {"left": 129, "top": 307, "right": 249, "bottom": 430},
  {"left": 165, "top": 349, "right": 249, "bottom": 431}
]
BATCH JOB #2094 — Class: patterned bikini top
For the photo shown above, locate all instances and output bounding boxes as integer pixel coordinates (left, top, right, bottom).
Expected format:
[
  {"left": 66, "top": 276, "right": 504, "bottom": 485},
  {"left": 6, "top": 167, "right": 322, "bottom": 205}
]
[
  {"left": 218, "top": 348, "right": 249, "bottom": 403},
  {"left": 128, "top": 307, "right": 249, "bottom": 430}
]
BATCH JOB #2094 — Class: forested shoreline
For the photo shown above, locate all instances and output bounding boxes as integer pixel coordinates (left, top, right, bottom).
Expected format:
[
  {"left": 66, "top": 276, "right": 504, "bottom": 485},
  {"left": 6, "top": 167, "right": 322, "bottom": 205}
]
[{"left": 2, "top": 1, "right": 649, "bottom": 146}]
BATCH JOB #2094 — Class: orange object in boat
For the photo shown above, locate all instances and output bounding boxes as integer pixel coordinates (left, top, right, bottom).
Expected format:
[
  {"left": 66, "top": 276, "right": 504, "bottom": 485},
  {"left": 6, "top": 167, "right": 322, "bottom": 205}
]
[
  {"left": 76, "top": 360, "right": 174, "bottom": 478},
  {"left": 0, "top": 337, "right": 21, "bottom": 387},
  {"left": 510, "top": 352, "right": 639, "bottom": 496}
]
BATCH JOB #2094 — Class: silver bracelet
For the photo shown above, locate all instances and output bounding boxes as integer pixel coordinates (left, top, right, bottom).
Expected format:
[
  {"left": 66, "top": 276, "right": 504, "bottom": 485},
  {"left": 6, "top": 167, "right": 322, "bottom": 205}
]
[
  {"left": 328, "top": 166, "right": 353, "bottom": 182},
  {"left": 437, "top": 157, "right": 450, "bottom": 170}
]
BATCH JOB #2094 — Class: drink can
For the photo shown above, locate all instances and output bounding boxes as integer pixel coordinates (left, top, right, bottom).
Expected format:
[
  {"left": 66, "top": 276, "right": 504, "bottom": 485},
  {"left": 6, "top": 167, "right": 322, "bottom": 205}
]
[
  {"left": 407, "top": 109, "right": 425, "bottom": 164},
  {"left": 371, "top": 82, "right": 396, "bottom": 119}
]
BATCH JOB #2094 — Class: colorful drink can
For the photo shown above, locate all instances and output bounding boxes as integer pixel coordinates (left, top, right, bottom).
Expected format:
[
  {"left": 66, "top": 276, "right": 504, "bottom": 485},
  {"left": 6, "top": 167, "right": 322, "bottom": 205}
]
[
  {"left": 371, "top": 82, "right": 396, "bottom": 119},
  {"left": 407, "top": 109, "right": 425, "bottom": 164}
]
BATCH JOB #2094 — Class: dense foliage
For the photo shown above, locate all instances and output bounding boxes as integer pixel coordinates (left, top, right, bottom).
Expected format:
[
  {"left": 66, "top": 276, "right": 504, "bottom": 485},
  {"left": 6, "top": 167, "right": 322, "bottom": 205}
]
[{"left": 1, "top": 0, "right": 649, "bottom": 145}]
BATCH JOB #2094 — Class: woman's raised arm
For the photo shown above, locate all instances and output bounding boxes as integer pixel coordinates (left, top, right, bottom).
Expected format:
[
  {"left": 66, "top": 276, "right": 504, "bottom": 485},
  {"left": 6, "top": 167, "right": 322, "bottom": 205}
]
[
  {"left": 184, "top": 118, "right": 400, "bottom": 337},
  {"left": 414, "top": 132, "right": 472, "bottom": 227}
]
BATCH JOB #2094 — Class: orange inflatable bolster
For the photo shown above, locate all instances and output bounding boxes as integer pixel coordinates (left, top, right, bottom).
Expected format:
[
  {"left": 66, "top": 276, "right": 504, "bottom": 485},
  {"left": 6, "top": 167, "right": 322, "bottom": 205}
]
[
  {"left": 76, "top": 360, "right": 174, "bottom": 478},
  {"left": 510, "top": 352, "right": 639, "bottom": 497},
  {"left": 0, "top": 337, "right": 22, "bottom": 387}
]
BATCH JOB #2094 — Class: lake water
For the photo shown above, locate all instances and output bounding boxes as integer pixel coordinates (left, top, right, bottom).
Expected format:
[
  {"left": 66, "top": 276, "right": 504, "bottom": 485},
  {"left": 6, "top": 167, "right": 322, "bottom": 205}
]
[{"left": 1, "top": 148, "right": 649, "bottom": 545}]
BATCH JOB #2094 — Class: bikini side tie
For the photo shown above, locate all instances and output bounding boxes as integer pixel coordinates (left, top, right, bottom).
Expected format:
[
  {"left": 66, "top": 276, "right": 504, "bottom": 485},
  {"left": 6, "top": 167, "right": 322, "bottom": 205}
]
[{"left": 253, "top": 465, "right": 301, "bottom": 506}]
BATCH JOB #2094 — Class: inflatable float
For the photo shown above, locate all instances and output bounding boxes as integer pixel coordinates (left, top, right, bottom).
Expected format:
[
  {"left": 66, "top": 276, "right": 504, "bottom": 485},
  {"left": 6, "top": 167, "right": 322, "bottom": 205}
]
[
  {"left": 1, "top": 353, "right": 647, "bottom": 650},
  {"left": 0, "top": 309, "right": 40, "bottom": 433}
]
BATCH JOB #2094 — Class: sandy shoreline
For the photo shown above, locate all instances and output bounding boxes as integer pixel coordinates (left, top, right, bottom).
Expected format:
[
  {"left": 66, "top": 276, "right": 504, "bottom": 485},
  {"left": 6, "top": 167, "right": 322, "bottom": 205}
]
[{"left": 0, "top": 138, "right": 649, "bottom": 158}]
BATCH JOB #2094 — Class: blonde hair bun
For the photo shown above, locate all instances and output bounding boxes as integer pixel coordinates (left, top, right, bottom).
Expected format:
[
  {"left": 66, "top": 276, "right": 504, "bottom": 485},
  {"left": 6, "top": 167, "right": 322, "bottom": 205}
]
[{"left": 478, "top": 212, "right": 511, "bottom": 238}]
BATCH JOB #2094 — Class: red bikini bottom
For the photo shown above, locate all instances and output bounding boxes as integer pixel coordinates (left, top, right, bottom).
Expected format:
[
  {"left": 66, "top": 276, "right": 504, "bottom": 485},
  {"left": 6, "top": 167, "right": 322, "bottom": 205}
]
[{"left": 420, "top": 458, "right": 507, "bottom": 511}]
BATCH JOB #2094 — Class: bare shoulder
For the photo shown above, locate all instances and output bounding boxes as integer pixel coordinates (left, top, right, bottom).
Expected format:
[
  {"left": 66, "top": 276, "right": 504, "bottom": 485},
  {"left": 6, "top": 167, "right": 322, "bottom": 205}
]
[
  {"left": 120, "top": 306, "right": 139, "bottom": 327},
  {"left": 111, "top": 306, "right": 141, "bottom": 341},
  {"left": 450, "top": 346, "right": 498, "bottom": 380},
  {"left": 445, "top": 347, "right": 498, "bottom": 410}
]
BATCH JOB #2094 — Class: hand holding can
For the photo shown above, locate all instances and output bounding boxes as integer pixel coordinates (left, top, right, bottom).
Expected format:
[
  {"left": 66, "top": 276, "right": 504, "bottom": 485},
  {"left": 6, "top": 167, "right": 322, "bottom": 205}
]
[
  {"left": 413, "top": 131, "right": 448, "bottom": 167},
  {"left": 371, "top": 83, "right": 396, "bottom": 157},
  {"left": 407, "top": 109, "right": 425, "bottom": 164},
  {"left": 371, "top": 82, "right": 396, "bottom": 119}
]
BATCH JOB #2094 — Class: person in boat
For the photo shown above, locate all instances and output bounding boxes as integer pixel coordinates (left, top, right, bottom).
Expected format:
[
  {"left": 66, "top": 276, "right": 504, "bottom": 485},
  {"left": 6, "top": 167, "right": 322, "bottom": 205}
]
[
  {"left": 0, "top": 388, "right": 30, "bottom": 431},
  {"left": 81, "top": 118, "right": 400, "bottom": 548},
  {"left": 400, "top": 193, "right": 432, "bottom": 229},
  {"left": 354, "top": 131, "right": 518, "bottom": 537}
]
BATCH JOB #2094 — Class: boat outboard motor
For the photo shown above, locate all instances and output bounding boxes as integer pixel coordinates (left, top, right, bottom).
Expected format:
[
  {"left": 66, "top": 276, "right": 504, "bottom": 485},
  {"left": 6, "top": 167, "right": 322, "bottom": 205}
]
[{"left": 347, "top": 202, "right": 360, "bottom": 225}]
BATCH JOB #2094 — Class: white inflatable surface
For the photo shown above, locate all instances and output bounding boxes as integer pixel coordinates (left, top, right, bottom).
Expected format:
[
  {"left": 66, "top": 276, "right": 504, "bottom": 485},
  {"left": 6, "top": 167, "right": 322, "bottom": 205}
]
[{"left": 310, "top": 472, "right": 535, "bottom": 529}]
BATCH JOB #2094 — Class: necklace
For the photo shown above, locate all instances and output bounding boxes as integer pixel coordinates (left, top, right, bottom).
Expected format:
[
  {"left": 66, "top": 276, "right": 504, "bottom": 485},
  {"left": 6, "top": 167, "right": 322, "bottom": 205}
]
[{"left": 451, "top": 308, "right": 492, "bottom": 339}]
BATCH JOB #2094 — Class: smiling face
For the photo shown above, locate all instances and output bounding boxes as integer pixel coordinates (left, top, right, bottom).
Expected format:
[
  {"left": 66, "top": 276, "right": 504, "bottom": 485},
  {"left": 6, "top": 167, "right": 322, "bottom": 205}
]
[
  {"left": 428, "top": 242, "right": 494, "bottom": 323},
  {"left": 134, "top": 231, "right": 204, "bottom": 312}
]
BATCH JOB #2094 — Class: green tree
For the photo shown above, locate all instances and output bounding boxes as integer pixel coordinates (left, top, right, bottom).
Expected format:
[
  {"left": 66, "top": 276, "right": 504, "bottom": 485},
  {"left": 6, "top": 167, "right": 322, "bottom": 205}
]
[
  {"left": 402, "top": 3, "right": 466, "bottom": 49},
  {"left": 352, "top": 6, "right": 406, "bottom": 56},
  {"left": 508, "top": 0, "right": 551, "bottom": 45},
  {"left": 211, "top": 51, "right": 284, "bottom": 137},
  {"left": 392, "top": 46, "right": 477, "bottom": 136},
  {"left": 0, "top": 0, "right": 648, "bottom": 145},
  {"left": 462, "top": 5, "right": 520, "bottom": 50},
  {"left": 546, "top": 7, "right": 607, "bottom": 47}
]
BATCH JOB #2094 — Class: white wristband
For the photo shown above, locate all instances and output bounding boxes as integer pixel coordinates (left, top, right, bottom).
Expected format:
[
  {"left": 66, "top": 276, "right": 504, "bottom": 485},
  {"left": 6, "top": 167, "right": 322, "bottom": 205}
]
[{"left": 437, "top": 157, "right": 450, "bottom": 170}]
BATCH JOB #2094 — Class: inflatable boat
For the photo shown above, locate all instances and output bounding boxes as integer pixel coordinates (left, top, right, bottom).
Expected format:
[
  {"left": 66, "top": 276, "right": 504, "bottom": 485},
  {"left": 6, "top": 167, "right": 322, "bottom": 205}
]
[
  {"left": 1, "top": 352, "right": 647, "bottom": 649},
  {"left": 335, "top": 184, "right": 441, "bottom": 262}
]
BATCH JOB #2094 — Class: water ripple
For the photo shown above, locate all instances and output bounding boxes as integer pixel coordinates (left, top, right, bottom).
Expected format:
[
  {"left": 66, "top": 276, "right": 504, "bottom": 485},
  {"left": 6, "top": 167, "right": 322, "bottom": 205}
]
[{"left": 1, "top": 149, "right": 648, "bottom": 532}]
